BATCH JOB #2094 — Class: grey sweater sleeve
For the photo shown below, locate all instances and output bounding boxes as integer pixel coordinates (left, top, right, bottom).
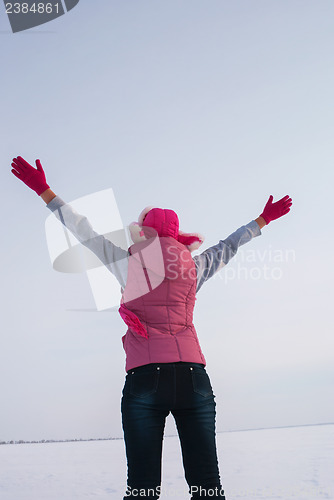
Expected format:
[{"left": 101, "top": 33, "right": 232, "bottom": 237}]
[
  {"left": 193, "top": 220, "right": 262, "bottom": 293},
  {"left": 46, "top": 195, "right": 129, "bottom": 289}
]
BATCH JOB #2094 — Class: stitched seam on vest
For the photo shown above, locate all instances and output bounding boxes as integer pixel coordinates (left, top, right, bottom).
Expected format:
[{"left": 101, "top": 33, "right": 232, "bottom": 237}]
[
  {"left": 139, "top": 250, "right": 153, "bottom": 293},
  {"left": 184, "top": 266, "right": 195, "bottom": 327},
  {"left": 168, "top": 276, "right": 182, "bottom": 361},
  {"left": 183, "top": 264, "right": 205, "bottom": 363},
  {"left": 141, "top": 296, "right": 152, "bottom": 365},
  {"left": 166, "top": 278, "right": 172, "bottom": 335}
]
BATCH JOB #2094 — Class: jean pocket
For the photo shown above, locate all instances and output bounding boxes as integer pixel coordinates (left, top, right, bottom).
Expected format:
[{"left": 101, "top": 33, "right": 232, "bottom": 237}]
[
  {"left": 129, "top": 368, "right": 160, "bottom": 398},
  {"left": 191, "top": 368, "right": 213, "bottom": 397}
]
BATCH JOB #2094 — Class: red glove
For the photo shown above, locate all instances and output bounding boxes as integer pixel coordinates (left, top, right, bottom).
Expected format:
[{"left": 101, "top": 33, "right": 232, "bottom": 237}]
[
  {"left": 11, "top": 156, "right": 50, "bottom": 196},
  {"left": 260, "top": 195, "right": 292, "bottom": 225}
]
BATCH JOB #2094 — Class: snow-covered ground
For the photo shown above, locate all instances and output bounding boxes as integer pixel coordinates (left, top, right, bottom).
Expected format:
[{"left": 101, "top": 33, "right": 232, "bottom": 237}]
[{"left": 0, "top": 424, "right": 333, "bottom": 499}]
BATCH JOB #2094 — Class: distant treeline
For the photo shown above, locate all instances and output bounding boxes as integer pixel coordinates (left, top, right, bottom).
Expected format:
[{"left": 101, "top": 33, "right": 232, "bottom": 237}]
[{"left": 0, "top": 437, "right": 124, "bottom": 445}]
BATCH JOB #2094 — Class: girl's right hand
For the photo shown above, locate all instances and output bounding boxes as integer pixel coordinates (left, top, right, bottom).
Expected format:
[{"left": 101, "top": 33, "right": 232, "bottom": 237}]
[{"left": 11, "top": 156, "right": 50, "bottom": 196}]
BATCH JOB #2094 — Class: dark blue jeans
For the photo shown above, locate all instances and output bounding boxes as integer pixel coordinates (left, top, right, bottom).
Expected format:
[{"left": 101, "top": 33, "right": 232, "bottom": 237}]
[{"left": 121, "top": 361, "right": 226, "bottom": 499}]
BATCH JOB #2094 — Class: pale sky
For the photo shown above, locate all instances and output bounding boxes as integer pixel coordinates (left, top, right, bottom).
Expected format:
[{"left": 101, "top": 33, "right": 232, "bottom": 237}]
[{"left": 1, "top": 0, "right": 333, "bottom": 442}]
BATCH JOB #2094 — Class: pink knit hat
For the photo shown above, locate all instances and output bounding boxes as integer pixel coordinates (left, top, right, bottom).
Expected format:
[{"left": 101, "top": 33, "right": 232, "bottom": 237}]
[{"left": 129, "top": 206, "right": 204, "bottom": 252}]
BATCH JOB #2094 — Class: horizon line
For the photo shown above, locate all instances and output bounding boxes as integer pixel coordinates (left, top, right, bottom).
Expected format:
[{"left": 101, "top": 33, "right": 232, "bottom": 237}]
[{"left": 2, "top": 421, "right": 334, "bottom": 445}]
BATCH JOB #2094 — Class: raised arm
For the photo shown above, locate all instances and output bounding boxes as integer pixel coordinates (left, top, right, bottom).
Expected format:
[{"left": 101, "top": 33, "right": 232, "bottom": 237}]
[
  {"left": 193, "top": 219, "right": 262, "bottom": 293},
  {"left": 11, "top": 156, "right": 129, "bottom": 288},
  {"left": 193, "top": 194, "right": 292, "bottom": 293}
]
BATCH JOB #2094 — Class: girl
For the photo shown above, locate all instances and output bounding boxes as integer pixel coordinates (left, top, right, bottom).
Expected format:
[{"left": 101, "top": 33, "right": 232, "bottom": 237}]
[{"left": 11, "top": 155, "right": 292, "bottom": 499}]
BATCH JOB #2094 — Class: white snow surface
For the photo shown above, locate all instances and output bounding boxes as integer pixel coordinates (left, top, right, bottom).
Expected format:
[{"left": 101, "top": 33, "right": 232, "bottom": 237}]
[{"left": 0, "top": 424, "right": 333, "bottom": 500}]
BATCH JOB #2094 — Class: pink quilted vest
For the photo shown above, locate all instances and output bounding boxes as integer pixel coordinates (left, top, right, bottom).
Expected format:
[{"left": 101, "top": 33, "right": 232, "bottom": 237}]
[{"left": 120, "top": 235, "right": 206, "bottom": 372}]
